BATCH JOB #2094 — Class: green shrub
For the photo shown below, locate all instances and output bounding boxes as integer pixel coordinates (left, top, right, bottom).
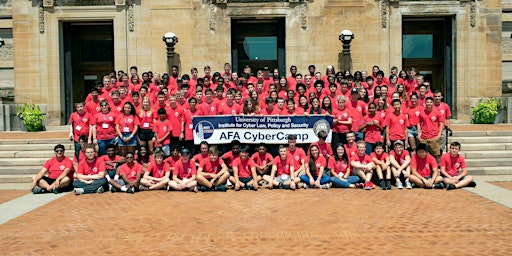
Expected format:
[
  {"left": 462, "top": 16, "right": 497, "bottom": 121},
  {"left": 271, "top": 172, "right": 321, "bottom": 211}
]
[
  {"left": 471, "top": 98, "right": 502, "bottom": 124},
  {"left": 16, "top": 103, "right": 44, "bottom": 132}
]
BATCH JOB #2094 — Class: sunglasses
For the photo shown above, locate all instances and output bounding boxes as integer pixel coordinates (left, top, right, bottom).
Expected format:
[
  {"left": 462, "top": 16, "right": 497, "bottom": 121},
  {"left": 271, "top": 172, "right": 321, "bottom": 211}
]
[
  {"left": 55, "top": 149, "right": 64, "bottom": 153},
  {"left": 126, "top": 156, "right": 134, "bottom": 159},
  {"left": 101, "top": 105, "right": 108, "bottom": 107}
]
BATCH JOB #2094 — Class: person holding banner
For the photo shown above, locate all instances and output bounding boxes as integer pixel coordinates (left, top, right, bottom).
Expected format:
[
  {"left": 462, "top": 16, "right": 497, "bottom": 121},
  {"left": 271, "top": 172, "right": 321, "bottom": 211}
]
[
  {"left": 263, "top": 145, "right": 296, "bottom": 190},
  {"left": 197, "top": 146, "right": 230, "bottom": 192}
]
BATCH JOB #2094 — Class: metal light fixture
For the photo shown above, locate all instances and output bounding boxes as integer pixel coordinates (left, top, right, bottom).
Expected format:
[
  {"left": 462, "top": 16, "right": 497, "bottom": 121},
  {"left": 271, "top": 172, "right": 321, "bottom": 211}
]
[
  {"left": 0, "top": 37, "right": 5, "bottom": 47},
  {"left": 163, "top": 32, "right": 178, "bottom": 72},
  {"left": 339, "top": 30, "right": 354, "bottom": 55}
]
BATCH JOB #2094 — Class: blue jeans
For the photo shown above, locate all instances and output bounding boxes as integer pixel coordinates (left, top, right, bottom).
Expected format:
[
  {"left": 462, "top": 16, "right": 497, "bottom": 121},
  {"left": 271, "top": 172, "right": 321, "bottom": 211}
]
[
  {"left": 331, "top": 175, "right": 360, "bottom": 188},
  {"left": 300, "top": 174, "right": 330, "bottom": 185},
  {"left": 73, "top": 178, "right": 108, "bottom": 194},
  {"left": 97, "top": 137, "right": 116, "bottom": 156}
]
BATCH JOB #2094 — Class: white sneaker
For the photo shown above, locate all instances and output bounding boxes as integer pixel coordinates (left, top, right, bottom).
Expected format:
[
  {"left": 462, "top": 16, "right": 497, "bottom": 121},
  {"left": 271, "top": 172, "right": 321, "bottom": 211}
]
[
  {"left": 396, "top": 180, "right": 403, "bottom": 189},
  {"left": 405, "top": 180, "right": 412, "bottom": 189},
  {"left": 320, "top": 183, "right": 331, "bottom": 189},
  {"left": 74, "top": 188, "right": 84, "bottom": 195},
  {"left": 96, "top": 186, "right": 105, "bottom": 194}
]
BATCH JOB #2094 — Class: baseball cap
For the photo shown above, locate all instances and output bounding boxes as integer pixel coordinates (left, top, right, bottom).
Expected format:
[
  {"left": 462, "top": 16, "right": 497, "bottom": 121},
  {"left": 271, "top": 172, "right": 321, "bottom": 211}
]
[
  {"left": 263, "top": 66, "right": 269, "bottom": 70},
  {"left": 394, "top": 140, "right": 404, "bottom": 146},
  {"left": 351, "top": 88, "right": 359, "bottom": 94},
  {"left": 181, "top": 148, "right": 191, "bottom": 155}
]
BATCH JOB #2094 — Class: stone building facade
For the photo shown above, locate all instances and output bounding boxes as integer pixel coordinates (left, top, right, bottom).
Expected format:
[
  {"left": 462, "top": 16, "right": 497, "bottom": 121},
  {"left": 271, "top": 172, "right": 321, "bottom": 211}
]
[{"left": 0, "top": 0, "right": 505, "bottom": 127}]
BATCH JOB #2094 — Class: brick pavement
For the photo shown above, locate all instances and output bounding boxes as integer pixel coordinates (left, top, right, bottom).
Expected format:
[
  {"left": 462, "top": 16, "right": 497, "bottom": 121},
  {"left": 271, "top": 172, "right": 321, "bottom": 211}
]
[
  {"left": 489, "top": 181, "right": 512, "bottom": 192},
  {"left": 0, "top": 188, "right": 511, "bottom": 255}
]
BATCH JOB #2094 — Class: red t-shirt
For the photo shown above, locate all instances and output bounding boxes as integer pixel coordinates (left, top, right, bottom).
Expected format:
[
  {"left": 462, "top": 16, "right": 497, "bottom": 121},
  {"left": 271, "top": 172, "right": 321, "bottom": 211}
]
[
  {"left": 419, "top": 108, "right": 444, "bottom": 139},
  {"left": 406, "top": 105, "right": 423, "bottom": 127},
  {"left": 390, "top": 150, "right": 410, "bottom": 165},
  {"left": 199, "top": 158, "right": 225, "bottom": 174},
  {"left": 167, "top": 105, "right": 184, "bottom": 137},
  {"left": 153, "top": 119, "right": 172, "bottom": 145},
  {"left": 345, "top": 143, "right": 358, "bottom": 161},
  {"left": 197, "top": 100, "right": 221, "bottom": 116},
  {"left": 411, "top": 153, "right": 437, "bottom": 178},
  {"left": 434, "top": 102, "right": 452, "bottom": 120},
  {"left": 309, "top": 142, "right": 333, "bottom": 158},
  {"left": 43, "top": 157, "right": 73, "bottom": 179},
  {"left": 327, "top": 157, "right": 350, "bottom": 176},
  {"left": 220, "top": 102, "right": 242, "bottom": 115},
  {"left": 85, "top": 100, "right": 101, "bottom": 116},
  {"left": 287, "top": 147, "right": 306, "bottom": 169},
  {"left": 273, "top": 156, "right": 295, "bottom": 176},
  {"left": 91, "top": 112, "right": 118, "bottom": 140},
  {"left": 386, "top": 111, "right": 409, "bottom": 141},
  {"left": 173, "top": 159, "right": 197, "bottom": 179},
  {"left": 232, "top": 157, "right": 256, "bottom": 178},
  {"left": 147, "top": 161, "right": 170, "bottom": 178},
  {"left": 77, "top": 158, "right": 106, "bottom": 175},
  {"left": 347, "top": 100, "right": 367, "bottom": 132},
  {"left": 305, "top": 155, "right": 327, "bottom": 176},
  {"left": 351, "top": 154, "right": 373, "bottom": 166},
  {"left": 192, "top": 153, "right": 209, "bottom": 165},
  {"left": 370, "top": 152, "right": 389, "bottom": 162},
  {"left": 138, "top": 110, "right": 154, "bottom": 130},
  {"left": 118, "top": 163, "right": 143, "bottom": 182},
  {"left": 99, "top": 155, "right": 123, "bottom": 170},
  {"left": 363, "top": 114, "right": 383, "bottom": 143},
  {"left": 332, "top": 107, "right": 353, "bottom": 133},
  {"left": 440, "top": 153, "right": 466, "bottom": 176},
  {"left": 68, "top": 112, "right": 91, "bottom": 142},
  {"left": 164, "top": 155, "right": 181, "bottom": 168},
  {"left": 222, "top": 151, "right": 240, "bottom": 168},
  {"left": 115, "top": 114, "right": 140, "bottom": 133},
  {"left": 251, "top": 152, "right": 274, "bottom": 167}
]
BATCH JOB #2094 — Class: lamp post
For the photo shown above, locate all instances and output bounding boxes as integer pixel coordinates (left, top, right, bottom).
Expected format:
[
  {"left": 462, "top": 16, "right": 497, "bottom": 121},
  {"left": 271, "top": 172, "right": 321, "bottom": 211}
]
[
  {"left": 162, "top": 32, "right": 178, "bottom": 72},
  {"left": 339, "top": 30, "right": 354, "bottom": 55},
  {"left": 339, "top": 30, "right": 354, "bottom": 72}
]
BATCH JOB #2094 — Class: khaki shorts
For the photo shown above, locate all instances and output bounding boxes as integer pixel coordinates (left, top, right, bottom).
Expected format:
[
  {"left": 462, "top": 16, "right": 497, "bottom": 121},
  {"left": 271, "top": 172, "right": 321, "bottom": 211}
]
[{"left": 418, "top": 137, "right": 440, "bottom": 156}]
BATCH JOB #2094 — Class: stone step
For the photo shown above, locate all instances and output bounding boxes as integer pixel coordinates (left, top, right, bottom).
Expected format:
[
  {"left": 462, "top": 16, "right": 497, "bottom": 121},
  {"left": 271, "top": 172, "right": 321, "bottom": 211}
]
[
  {"left": 469, "top": 166, "right": 512, "bottom": 175},
  {"left": 456, "top": 144, "right": 512, "bottom": 151},
  {"left": 448, "top": 137, "right": 512, "bottom": 144},
  {"left": 0, "top": 151, "right": 74, "bottom": 158},
  {"left": 0, "top": 166, "right": 41, "bottom": 175},
  {"left": 462, "top": 151, "right": 512, "bottom": 159},
  {"left": 465, "top": 158, "right": 512, "bottom": 167},
  {"left": 0, "top": 175, "right": 34, "bottom": 183},
  {"left": 0, "top": 144, "right": 74, "bottom": 151},
  {"left": 450, "top": 131, "right": 512, "bottom": 137},
  {"left": 0, "top": 139, "right": 71, "bottom": 145},
  {"left": 0, "top": 158, "right": 48, "bottom": 166}
]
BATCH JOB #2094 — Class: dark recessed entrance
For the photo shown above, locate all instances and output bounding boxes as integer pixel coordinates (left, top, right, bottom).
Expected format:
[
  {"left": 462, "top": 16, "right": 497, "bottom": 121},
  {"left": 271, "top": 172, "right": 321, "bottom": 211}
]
[{"left": 231, "top": 18, "right": 286, "bottom": 75}]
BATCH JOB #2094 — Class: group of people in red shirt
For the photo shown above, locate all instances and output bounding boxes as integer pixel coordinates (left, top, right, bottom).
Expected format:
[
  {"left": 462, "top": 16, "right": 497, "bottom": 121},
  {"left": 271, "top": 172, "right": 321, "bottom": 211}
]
[{"left": 28, "top": 63, "right": 475, "bottom": 194}]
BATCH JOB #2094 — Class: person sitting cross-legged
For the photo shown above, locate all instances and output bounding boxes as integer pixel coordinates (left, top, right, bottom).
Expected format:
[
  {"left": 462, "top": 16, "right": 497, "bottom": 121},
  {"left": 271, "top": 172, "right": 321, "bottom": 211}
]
[
  {"left": 73, "top": 145, "right": 108, "bottom": 195},
  {"left": 108, "top": 152, "right": 142, "bottom": 193},
  {"left": 440, "top": 141, "right": 476, "bottom": 190},
  {"left": 30, "top": 144, "right": 74, "bottom": 194}
]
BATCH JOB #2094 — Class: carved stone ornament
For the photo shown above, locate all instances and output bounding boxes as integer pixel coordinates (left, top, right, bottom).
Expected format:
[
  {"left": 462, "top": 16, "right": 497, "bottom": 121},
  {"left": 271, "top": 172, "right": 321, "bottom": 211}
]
[
  {"left": 470, "top": 0, "right": 476, "bottom": 28},
  {"left": 55, "top": 0, "right": 115, "bottom": 6},
  {"left": 39, "top": 5, "right": 45, "bottom": 34},
  {"left": 300, "top": 2, "right": 307, "bottom": 29},
  {"left": 381, "top": 0, "right": 387, "bottom": 28},
  {"left": 43, "top": 0, "right": 54, "bottom": 7},
  {"left": 116, "top": 0, "right": 126, "bottom": 5},
  {"left": 209, "top": 4, "right": 217, "bottom": 31},
  {"left": 128, "top": 4, "right": 134, "bottom": 32}
]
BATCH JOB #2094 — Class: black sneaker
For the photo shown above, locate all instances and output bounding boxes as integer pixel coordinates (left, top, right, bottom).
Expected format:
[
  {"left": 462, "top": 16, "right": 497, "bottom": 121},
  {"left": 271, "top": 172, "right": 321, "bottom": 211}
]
[
  {"left": 215, "top": 185, "right": 227, "bottom": 192},
  {"left": 198, "top": 185, "right": 208, "bottom": 192},
  {"left": 110, "top": 187, "right": 117, "bottom": 193},
  {"left": 380, "top": 180, "right": 386, "bottom": 190},
  {"left": 433, "top": 183, "right": 444, "bottom": 189},
  {"left": 53, "top": 187, "right": 60, "bottom": 194},
  {"left": 447, "top": 184, "right": 456, "bottom": 190},
  {"left": 32, "top": 187, "right": 44, "bottom": 194},
  {"left": 467, "top": 181, "right": 477, "bottom": 187},
  {"left": 386, "top": 180, "right": 392, "bottom": 190},
  {"left": 126, "top": 187, "right": 135, "bottom": 194}
]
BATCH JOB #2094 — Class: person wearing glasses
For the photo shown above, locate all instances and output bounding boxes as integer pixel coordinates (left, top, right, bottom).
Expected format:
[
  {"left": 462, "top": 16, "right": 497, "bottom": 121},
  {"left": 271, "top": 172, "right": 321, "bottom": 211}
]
[
  {"left": 108, "top": 152, "right": 142, "bottom": 193},
  {"left": 30, "top": 144, "right": 73, "bottom": 194},
  {"left": 91, "top": 99, "right": 118, "bottom": 156}
]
